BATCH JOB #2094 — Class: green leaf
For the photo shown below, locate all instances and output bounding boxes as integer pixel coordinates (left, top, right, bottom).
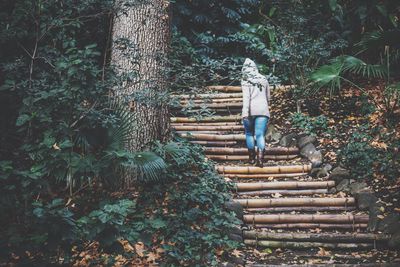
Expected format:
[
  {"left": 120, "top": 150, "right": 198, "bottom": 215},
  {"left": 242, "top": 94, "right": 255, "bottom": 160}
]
[
  {"left": 389, "top": 14, "right": 398, "bottom": 27},
  {"left": 16, "top": 114, "right": 30, "bottom": 126},
  {"left": 268, "top": 7, "right": 276, "bottom": 17},
  {"left": 376, "top": 4, "right": 387, "bottom": 17},
  {"left": 130, "top": 152, "right": 167, "bottom": 183},
  {"left": 329, "top": 0, "right": 337, "bottom": 12}
]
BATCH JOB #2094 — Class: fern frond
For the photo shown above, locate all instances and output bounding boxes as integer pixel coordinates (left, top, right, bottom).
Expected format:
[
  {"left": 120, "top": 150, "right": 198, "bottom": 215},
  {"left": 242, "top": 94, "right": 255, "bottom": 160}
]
[
  {"left": 130, "top": 152, "right": 167, "bottom": 183},
  {"left": 334, "top": 55, "right": 387, "bottom": 79},
  {"left": 162, "top": 141, "right": 191, "bottom": 164}
]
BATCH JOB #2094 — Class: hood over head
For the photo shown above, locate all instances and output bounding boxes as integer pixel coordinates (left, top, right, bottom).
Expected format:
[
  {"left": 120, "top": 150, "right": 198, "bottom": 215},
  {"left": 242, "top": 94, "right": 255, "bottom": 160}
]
[
  {"left": 241, "top": 58, "right": 267, "bottom": 88},
  {"left": 242, "top": 58, "right": 259, "bottom": 76}
]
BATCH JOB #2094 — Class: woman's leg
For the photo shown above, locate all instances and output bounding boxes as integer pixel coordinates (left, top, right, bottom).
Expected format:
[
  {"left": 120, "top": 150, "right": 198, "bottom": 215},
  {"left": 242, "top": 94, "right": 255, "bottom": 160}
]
[
  {"left": 254, "top": 116, "right": 269, "bottom": 150},
  {"left": 243, "top": 117, "right": 255, "bottom": 149},
  {"left": 254, "top": 116, "right": 269, "bottom": 167},
  {"left": 243, "top": 117, "right": 256, "bottom": 164}
]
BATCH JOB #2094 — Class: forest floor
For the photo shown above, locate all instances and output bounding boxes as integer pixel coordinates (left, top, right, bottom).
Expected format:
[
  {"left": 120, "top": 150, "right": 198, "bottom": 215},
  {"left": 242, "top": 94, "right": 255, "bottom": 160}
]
[{"left": 237, "top": 85, "right": 400, "bottom": 265}]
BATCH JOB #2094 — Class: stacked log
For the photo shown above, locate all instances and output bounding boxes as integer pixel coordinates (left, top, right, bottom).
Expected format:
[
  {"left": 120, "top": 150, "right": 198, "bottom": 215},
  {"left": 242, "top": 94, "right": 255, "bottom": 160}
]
[
  {"left": 235, "top": 197, "right": 355, "bottom": 208},
  {"left": 171, "top": 115, "right": 241, "bottom": 123},
  {"left": 217, "top": 164, "right": 312, "bottom": 174},
  {"left": 206, "top": 155, "right": 298, "bottom": 161},
  {"left": 205, "top": 147, "right": 299, "bottom": 155},
  {"left": 252, "top": 223, "right": 368, "bottom": 229},
  {"left": 235, "top": 181, "right": 335, "bottom": 191},
  {"left": 243, "top": 214, "right": 368, "bottom": 224},
  {"left": 243, "top": 231, "right": 391, "bottom": 242},
  {"left": 223, "top": 173, "right": 307, "bottom": 179},
  {"left": 244, "top": 240, "right": 373, "bottom": 249}
]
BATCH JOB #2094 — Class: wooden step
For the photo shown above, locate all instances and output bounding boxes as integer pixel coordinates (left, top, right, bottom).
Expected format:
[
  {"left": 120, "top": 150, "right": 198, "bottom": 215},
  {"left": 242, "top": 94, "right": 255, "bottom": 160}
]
[
  {"left": 172, "top": 92, "right": 243, "bottom": 99},
  {"left": 217, "top": 164, "right": 312, "bottom": 174},
  {"left": 243, "top": 214, "right": 368, "bottom": 224},
  {"left": 235, "top": 181, "right": 335, "bottom": 191},
  {"left": 179, "top": 133, "right": 245, "bottom": 141},
  {"left": 250, "top": 223, "right": 368, "bottom": 229},
  {"left": 178, "top": 102, "right": 243, "bottom": 108},
  {"left": 173, "top": 125, "right": 244, "bottom": 131},
  {"left": 236, "top": 188, "right": 328, "bottom": 196},
  {"left": 171, "top": 115, "right": 241, "bottom": 123},
  {"left": 246, "top": 206, "right": 356, "bottom": 213},
  {"left": 180, "top": 97, "right": 242, "bottom": 103},
  {"left": 235, "top": 197, "right": 355, "bottom": 208},
  {"left": 224, "top": 173, "right": 308, "bottom": 179},
  {"left": 243, "top": 231, "right": 391, "bottom": 242},
  {"left": 205, "top": 147, "right": 299, "bottom": 155},
  {"left": 207, "top": 155, "right": 298, "bottom": 161},
  {"left": 206, "top": 85, "right": 294, "bottom": 92},
  {"left": 172, "top": 122, "right": 241, "bottom": 126},
  {"left": 190, "top": 141, "right": 238, "bottom": 147},
  {"left": 244, "top": 239, "right": 373, "bottom": 249}
]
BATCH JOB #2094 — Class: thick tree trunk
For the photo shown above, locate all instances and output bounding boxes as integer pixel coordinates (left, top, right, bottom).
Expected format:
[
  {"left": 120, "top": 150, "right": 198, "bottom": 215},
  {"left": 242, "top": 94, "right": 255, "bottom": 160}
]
[{"left": 111, "top": 1, "right": 170, "bottom": 185}]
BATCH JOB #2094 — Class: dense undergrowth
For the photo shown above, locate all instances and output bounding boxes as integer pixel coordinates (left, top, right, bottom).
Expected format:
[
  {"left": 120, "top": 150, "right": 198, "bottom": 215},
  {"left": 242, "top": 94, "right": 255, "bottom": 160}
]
[
  {"left": 1, "top": 0, "right": 399, "bottom": 265},
  {"left": 0, "top": 0, "right": 240, "bottom": 265}
]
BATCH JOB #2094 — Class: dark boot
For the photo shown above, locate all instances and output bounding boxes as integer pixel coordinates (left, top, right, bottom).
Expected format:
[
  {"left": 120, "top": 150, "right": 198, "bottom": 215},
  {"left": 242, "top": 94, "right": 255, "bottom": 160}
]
[
  {"left": 256, "top": 148, "right": 265, "bottom": 168},
  {"left": 248, "top": 149, "right": 256, "bottom": 164}
]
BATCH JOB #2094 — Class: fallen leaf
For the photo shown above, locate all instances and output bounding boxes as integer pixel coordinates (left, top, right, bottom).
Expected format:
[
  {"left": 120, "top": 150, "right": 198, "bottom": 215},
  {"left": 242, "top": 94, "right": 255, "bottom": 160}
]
[
  {"left": 231, "top": 249, "right": 243, "bottom": 258},
  {"left": 52, "top": 143, "right": 60, "bottom": 150},
  {"left": 272, "top": 192, "right": 282, "bottom": 198},
  {"left": 317, "top": 247, "right": 331, "bottom": 256},
  {"left": 134, "top": 242, "right": 145, "bottom": 257}
]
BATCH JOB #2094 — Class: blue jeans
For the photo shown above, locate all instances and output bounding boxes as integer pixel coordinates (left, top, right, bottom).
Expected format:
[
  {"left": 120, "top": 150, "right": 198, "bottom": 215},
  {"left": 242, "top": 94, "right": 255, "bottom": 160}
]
[{"left": 243, "top": 116, "right": 269, "bottom": 150}]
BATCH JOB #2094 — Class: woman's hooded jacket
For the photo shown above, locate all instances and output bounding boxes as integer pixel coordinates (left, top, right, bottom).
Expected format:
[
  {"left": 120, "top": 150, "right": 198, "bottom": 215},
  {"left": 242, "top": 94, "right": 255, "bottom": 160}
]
[{"left": 241, "top": 58, "right": 270, "bottom": 118}]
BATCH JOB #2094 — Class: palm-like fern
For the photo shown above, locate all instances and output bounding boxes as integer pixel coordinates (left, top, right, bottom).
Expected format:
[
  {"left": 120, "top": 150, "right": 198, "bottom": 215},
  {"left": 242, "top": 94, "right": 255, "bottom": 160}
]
[
  {"left": 310, "top": 55, "right": 388, "bottom": 96},
  {"left": 337, "top": 56, "right": 388, "bottom": 79}
]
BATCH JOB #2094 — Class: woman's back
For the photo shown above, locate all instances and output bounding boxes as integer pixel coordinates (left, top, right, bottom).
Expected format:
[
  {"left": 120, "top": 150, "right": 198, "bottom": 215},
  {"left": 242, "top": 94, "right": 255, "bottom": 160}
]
[{"left": 241, "top": 58, "right": 270, "bottom": 118}]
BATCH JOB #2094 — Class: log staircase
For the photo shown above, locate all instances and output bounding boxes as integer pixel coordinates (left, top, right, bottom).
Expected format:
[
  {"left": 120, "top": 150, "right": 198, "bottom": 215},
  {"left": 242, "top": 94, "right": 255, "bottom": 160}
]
[{"left": 171, "top": 86, "right": 392, "bottom": 265}]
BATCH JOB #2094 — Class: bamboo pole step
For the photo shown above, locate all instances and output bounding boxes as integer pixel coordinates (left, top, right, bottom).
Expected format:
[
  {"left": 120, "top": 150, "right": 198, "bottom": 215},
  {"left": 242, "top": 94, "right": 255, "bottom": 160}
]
[
  {"left": 235, "top": 181, "right": 335, "bottom": 191},
  {"left": 177, "top": 102, "right": 243, "bottom": 108},
  {"left": 172, "top": 122, "right": 241, "bottom": 126},
  {"left": 180, "top": 133, "right": 245, "bottom": 141},
  {"left": 246, "top": 206, "right": 356, "bottom": 213},
  {"left": 236, "top": 189, "right": 328, "bottom": 196},
  {"left": 206, "top": 85, "right": 243, "bottom": 92},
  {"left": 204, "top": 147, "right": 299, "bottom": 155},
  {"left": 235, "top": 197, "right": 355, "bottom": 208},
  {"left": 171, "top": 115, "right": 241, "bottom": 123},
  {"left": 173, "top": 125, "right": 244, "bottom": 131},
  {"left": 172, "top": 92, "right": 243, "bottom": 99},
  {"left": 217, "top": 164, "right": 312, "bottom": 174},
  {"left": 243, "top": 214, "right": 368, "bottom": 224},
  {"left": 189, "top": 141, "right": 237, "bottom": 146},
  {"left": 243, "top": 231, "right": 391, "bottom": 242},
  {"left": 250, "top": 223, "right": 368, "bottom": 229},
  {"left": 206, "top": 85, "right": 295, "bottom": 92},
  {"left": 244, "top": 239, "right": 373, "bottom": 249},
  {"left": 224, "top": 173, "right": 308, "bottom": 179},
  {"left": 207, "top": 155, "right": 298, "bottom": 161},
  {"left": 177, "top": 131, "right": 241, "bottom": 135},
  {"left": 180, "top": 97, "right": 243, "bottom": 104}
]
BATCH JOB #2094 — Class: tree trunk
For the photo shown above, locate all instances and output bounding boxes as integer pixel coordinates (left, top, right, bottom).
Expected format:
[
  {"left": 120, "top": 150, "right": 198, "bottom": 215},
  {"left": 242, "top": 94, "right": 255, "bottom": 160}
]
[{"left": 111, "top": 0, "right": 171, "bottom": 186}]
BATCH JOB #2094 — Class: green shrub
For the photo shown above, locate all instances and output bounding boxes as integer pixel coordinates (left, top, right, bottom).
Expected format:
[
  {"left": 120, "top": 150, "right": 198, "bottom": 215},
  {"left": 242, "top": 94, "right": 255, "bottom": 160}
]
[{"left": 290, "top": 112, "right": 328, "bottom": 135}]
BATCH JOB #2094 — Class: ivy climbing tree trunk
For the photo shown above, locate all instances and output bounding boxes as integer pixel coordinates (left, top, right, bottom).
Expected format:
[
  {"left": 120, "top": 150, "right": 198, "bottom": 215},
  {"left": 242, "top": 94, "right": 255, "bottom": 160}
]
[{"left": 111, "top": 0, "right": 171, "bottom": 186}]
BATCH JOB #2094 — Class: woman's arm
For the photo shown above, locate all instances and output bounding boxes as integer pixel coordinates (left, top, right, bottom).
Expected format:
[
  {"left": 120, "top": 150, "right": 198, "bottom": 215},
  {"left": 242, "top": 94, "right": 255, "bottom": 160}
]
[{"left": 242, "top": 83, "right": 251, "bottom": 118}]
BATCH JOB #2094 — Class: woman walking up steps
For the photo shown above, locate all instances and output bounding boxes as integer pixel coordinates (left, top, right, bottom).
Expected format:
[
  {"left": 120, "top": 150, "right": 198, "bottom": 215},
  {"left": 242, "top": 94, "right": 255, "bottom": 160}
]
[{"left": 241, "top": 58, "right": 271, "bottom": 168}]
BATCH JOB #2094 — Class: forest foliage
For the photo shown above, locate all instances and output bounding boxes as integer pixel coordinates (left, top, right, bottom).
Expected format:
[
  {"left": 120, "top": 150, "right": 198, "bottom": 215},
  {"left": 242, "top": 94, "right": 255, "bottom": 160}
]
[{"left": 0, "top": 0, "right": 399, "bottom": 265}]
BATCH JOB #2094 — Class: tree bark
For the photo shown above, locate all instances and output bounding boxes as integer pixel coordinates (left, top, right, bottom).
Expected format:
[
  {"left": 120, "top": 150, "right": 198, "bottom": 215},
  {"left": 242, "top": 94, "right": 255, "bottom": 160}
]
[{"left": 111, "top": 1, "right": 170, "bottom": 185}]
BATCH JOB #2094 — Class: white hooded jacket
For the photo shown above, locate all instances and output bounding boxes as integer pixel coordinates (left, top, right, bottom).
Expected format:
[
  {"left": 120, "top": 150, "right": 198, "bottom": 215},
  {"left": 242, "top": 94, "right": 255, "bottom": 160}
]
[{"left": 241, "top": 58, "right": 270, "bottom": 118}]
